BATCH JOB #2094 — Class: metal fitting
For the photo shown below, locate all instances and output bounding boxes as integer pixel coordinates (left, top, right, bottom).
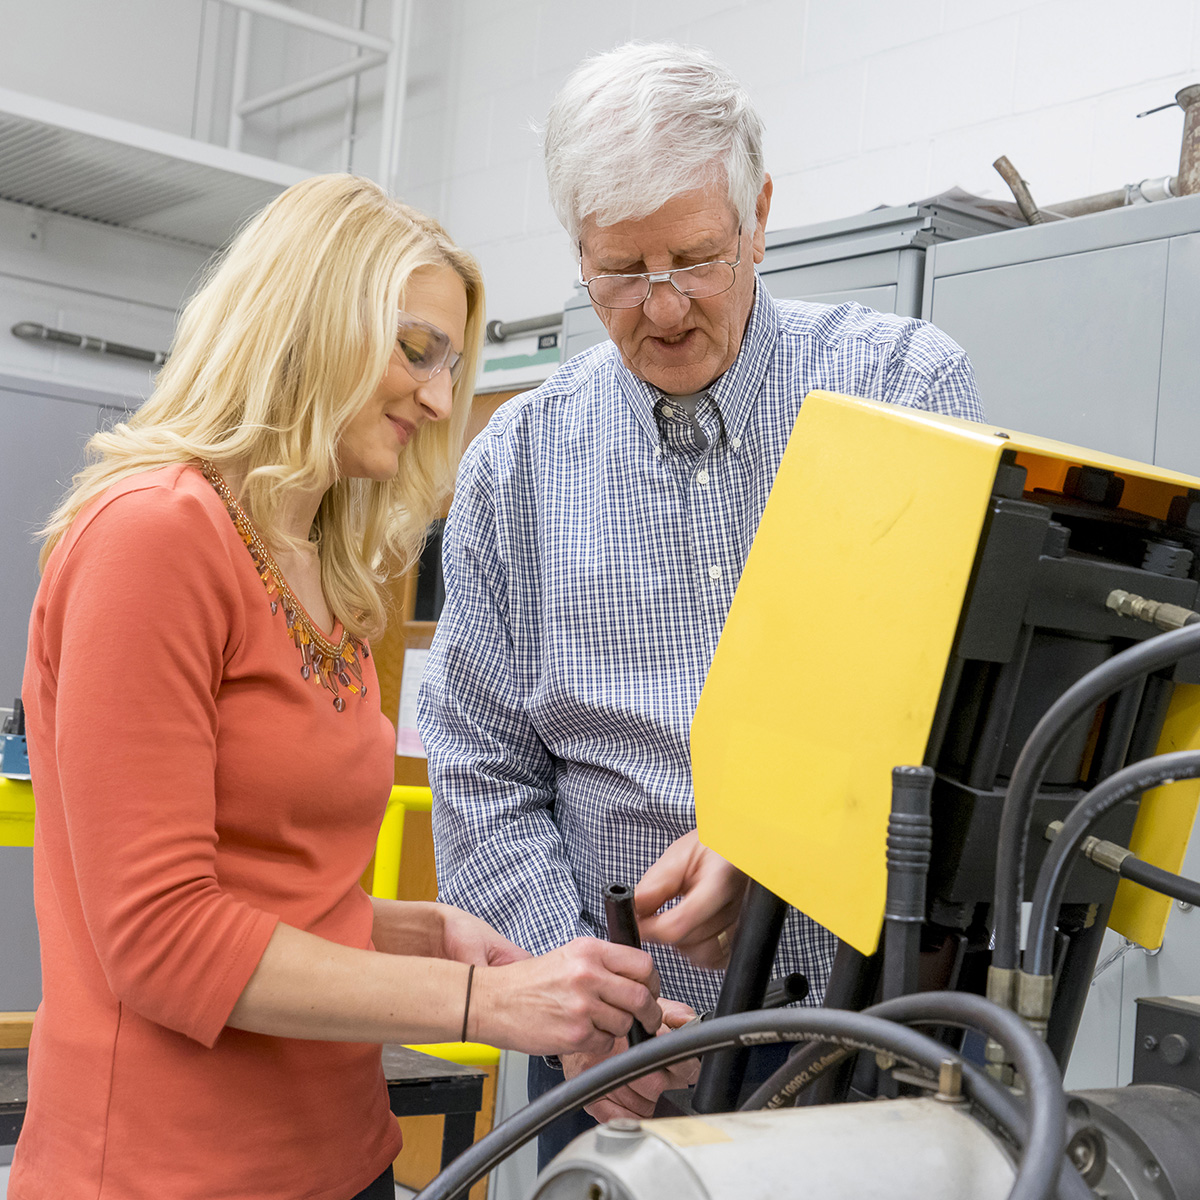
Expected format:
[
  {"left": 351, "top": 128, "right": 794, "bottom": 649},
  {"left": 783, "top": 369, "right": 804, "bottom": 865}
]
[
  {"left": 1017, "top": 972, "right": 1055, "bottom": 1040},
  {"left": 1106, "top": 589, "right": 1199, "bottom": 631},
  {"left": 935, "top": 1059, "right": 964, "bottom": 1103},
  {"left": 1081, "top": 835, "right": 1134, "bottom": 874}
]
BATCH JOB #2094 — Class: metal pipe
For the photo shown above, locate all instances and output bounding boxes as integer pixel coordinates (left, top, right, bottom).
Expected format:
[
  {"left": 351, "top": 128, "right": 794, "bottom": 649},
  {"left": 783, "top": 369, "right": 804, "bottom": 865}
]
[
  {"left": 217, "top": 0, "right": 392, "bottom": 52},
  {"left": 993, "top": 155, "right": 1045, "bottom": 225},
  {"left": 485, "top": 314, "right": 563, "bottom": 344},
  {"left": 1044, "top": 176, "right": 1177, "bottom": 219},
  {"left": 342, "top": 0, "right": 368, "bottom": 173},
  {"left": 11, "top": 321, "right": 167, "bottom": 366},
  {"left": 237, "top": 51, "right": 386, "bottom": 118},
  {"left": 1175, "top": 84, "right": 1200, "bottom": 195},
  {"left": 227, "top": 7, "right": 252, "bottom": 153},
  {"left": 378, "top": 0, "right": 412, "bottom": 188}
]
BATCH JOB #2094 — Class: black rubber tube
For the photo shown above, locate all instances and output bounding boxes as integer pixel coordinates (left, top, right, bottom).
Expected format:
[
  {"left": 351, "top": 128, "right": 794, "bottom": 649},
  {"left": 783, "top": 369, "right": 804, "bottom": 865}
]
[
  {"left": 1024, "top": 750, "right": 1200, "bottom": 976},
  {"left": 993, "top": 622, "right": 1200, "bottom": 970},
  {"left": 691, "top": 881, "right": 788, "bottom": 1112},
  {"left": 1119, "top": 854, "right": 1200, "bottom": 907},
  {"left": 602, "top": 883, "right": 653, "bottom": 1045},
  {"left": 412, "top": 1000, "right": 1066, "bottom": 1200}
]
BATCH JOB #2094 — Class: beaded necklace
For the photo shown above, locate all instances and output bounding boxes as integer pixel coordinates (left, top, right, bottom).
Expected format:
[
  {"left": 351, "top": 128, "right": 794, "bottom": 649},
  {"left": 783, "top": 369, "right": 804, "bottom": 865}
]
[{"left": 200, "top": 460, "right": 368, "bottom": 712}]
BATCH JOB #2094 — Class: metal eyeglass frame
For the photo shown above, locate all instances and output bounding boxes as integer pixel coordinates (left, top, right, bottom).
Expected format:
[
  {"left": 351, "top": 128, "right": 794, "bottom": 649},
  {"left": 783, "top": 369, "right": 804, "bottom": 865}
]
[{"left": 578, "top": 225, "right": 743, "bottom": 309}]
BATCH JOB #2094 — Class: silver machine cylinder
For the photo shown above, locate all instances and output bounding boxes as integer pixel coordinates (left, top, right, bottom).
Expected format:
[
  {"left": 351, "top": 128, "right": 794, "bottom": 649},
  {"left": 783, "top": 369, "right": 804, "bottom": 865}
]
[{"left": 530, "top": 1099, "right": 1016, "bottom": 1200}]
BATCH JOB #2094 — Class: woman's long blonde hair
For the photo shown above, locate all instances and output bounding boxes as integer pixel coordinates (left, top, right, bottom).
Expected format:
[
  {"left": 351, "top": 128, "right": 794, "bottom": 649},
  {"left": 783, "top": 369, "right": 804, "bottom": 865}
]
[{"left": 39, "top": 173, "right": 485, "bottom": 640}]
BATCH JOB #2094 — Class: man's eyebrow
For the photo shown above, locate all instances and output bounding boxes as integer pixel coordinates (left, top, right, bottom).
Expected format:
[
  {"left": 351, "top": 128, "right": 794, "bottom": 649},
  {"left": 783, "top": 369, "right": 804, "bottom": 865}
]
[{"left": 590, "top": 235, "right": 731, "bottom": 272}]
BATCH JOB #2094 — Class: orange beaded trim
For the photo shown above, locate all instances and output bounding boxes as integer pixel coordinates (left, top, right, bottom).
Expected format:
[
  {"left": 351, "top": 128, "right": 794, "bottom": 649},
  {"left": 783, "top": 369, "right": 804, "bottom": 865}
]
[{"left": 200, "top": 460, "right": 368, "bottom": 713}]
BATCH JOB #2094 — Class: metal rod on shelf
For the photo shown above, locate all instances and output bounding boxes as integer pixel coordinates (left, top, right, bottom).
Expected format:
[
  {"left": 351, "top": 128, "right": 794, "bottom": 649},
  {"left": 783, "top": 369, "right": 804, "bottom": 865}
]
[
  {"left": 238, "top": 51, "right": 387, "bottom": 118},
  {"left": 11, "top": 321, "right": 167, "bottom": 366},
  {"left": 485, "top": 314, "right": 563, "bottom": 344},
  {"left": 217, "top": 0, "right": 392, "bottom": 53}
]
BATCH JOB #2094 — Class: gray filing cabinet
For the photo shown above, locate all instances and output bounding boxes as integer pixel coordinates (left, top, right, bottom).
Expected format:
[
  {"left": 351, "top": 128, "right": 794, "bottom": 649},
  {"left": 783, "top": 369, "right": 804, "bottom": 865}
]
[
  {"left": 921, "top": 194, "right": 1200, "bottom": 1089},
  {"left": 923, "top": 193, "right": 1200, "bottom": 476},
  {"left": 1, "top": 372, "right": 134, "bottom": 1011},
  {"left": 561, "top": 200, "right": 1015, "bottom": 360}
]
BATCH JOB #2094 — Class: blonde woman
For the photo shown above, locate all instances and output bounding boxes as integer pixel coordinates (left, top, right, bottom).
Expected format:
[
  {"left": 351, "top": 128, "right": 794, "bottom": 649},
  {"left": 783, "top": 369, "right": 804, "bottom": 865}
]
[{"left": 11, "top": 175, "right": 660, "bottom": 1200}]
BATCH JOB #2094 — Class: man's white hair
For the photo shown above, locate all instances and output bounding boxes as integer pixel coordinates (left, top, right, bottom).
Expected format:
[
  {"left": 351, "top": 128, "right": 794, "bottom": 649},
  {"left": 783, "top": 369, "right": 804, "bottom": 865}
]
[{"left": 544, "top": 42, "right": 766, "bottom": 242}]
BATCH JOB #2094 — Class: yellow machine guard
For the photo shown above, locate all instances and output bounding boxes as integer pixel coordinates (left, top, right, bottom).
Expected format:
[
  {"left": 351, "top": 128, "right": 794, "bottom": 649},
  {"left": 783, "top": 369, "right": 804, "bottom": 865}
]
[{"left": 691, "top": 391, "right": 1200, "bottom": 956}]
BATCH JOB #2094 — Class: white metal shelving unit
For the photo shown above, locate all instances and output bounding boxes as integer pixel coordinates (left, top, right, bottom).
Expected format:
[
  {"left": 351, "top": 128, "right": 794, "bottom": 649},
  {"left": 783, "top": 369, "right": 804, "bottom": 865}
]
[{"left": 0, "top": 85, "right": 309, "bottom": 250}]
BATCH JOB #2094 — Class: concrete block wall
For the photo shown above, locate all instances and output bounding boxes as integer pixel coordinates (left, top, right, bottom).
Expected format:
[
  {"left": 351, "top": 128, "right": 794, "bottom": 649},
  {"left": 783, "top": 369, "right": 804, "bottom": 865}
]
[
  {"left": 6, "top": 0, "right": 1196, "bottom": 331},
  {"left": 397, "top": 0, "right": 1200, "bottom": 327}
]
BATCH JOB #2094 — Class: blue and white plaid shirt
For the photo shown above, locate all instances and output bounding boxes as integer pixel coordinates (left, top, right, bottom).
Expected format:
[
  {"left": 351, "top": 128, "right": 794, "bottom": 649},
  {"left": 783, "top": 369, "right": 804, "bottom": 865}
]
[{"left": 419, "top": 277, "right": 984, "bottom": 1013}]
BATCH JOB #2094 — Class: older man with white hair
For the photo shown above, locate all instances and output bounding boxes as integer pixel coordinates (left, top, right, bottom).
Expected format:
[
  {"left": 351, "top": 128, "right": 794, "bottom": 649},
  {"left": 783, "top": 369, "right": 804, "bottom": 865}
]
[{"left": 419, "top": 41, "right": 984, "bottom": 1163}]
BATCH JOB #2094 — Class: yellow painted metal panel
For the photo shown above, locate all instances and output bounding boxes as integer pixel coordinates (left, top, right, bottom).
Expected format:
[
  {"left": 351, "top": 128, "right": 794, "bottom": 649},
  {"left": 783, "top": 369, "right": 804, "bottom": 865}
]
[
  {"left": 1110, "top": 684, "right": 1200, "bottom": 948},
  {"left": 0, "top": 777, "right": 34, "bottom": 848},
  {"left": 692, "top": 390, "right": 1200, "bottom": 959},
  {"left": 692, "top": 392, "right": 1007, "bottom": 955}
]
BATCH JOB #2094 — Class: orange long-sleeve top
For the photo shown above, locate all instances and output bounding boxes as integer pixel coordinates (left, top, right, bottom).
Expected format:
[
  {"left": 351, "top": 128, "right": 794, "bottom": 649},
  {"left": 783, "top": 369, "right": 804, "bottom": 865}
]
[{"left": 11, "top": 464, "right": 401, "bottom": 1200}]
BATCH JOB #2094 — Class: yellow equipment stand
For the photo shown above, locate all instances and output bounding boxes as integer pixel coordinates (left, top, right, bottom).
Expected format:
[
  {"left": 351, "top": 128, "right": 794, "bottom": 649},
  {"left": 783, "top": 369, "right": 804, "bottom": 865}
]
[{"left": 691, "top": 391, "right": 1200, "bottom": 957}]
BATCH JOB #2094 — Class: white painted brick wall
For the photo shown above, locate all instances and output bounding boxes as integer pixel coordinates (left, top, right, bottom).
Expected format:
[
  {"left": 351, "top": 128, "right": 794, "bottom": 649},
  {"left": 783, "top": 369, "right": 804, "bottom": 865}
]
[{"left": 408, "top": 0, "right": 1200, "bottom": 327}]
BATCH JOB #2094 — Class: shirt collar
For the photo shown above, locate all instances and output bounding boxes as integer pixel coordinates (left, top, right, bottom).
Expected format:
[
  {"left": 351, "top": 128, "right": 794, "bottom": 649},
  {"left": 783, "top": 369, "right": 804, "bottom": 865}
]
[{"left": 613, "top": 272, "right": 780, "bottom": 445}]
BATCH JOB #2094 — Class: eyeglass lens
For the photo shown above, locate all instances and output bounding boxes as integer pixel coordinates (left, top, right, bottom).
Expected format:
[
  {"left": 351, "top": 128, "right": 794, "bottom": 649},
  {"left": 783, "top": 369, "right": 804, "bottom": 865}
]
[
  {"left": 586, "top": 260, "right": 737, "bottom": 309},
  {"left": 396, "top": 313, "right": 462, "bottom": 381}
]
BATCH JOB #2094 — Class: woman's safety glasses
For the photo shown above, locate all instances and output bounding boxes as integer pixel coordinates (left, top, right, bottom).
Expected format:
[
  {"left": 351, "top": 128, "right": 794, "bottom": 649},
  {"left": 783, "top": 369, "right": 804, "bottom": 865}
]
[{"left": 396, "top": 311, "right": 462, "bottom": 382}]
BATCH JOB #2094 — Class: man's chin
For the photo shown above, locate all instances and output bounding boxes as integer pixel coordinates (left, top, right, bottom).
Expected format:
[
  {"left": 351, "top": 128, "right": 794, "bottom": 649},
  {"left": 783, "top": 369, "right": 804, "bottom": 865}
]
[{"left": 634, "top": 359, "right": 715, "bottom": 396}]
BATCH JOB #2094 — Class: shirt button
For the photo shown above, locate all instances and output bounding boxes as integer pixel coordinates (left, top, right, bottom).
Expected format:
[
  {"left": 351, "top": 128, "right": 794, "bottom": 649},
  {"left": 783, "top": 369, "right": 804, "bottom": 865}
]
[
  {"left": 660, "top": 404, "right": 674, "bottom": 418},
  {"left": 708, "top": 564, "right": 722, "bottom": 580},
  {"left": 697, "top": 469, "right": 710, "bottom": 485},
  {"left": 731, "top": 436, "right": 743, "bottom": 451}
]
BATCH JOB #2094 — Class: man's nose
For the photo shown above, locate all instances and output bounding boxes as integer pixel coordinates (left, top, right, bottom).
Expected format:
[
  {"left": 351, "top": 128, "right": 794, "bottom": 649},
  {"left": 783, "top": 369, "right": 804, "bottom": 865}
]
[{"left": 641, "top": 278, "right": 691, "bottom": 326}]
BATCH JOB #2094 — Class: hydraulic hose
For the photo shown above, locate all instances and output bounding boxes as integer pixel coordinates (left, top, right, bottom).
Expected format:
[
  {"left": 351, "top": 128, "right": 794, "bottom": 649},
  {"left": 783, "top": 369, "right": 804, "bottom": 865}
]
[
  {"left": 412, "top": 1000, "right": 1067, "bottom": 1200},
  {"left": 993, "top": 621, "right": 1200, "bottom": 972},
  {"left": 1118, "top": 854, "right": 1200, "bottom": 907},
  {"left": 740, "top": 991, "right": 1083, "bottom": 1200},
  {"left": 1025, "top": 750, "right": 1200, "bottom": 976}
]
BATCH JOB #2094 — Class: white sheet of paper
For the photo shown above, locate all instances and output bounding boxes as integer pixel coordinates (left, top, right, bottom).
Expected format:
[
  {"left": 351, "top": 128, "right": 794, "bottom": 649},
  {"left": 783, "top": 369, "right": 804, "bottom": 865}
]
[{"left": 395, "top": 647, "right": 430, "bottom": 759}]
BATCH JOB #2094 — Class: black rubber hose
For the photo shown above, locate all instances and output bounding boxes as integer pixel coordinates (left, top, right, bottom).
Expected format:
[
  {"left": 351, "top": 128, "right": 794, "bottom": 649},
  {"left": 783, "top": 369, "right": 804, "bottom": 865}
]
[
  {"left": 740, "top": 991, "right": 1082, "bottom": 1200},
  {"left": 993, "top": 621, "right": 1200, "bottom": 970},
  {"left": 412, "top": 1002, "right": 1067, "bottom": 1200},
  {"left": 1119, "top": 854, "right": 1200, "bottom": 907},
  {"left": 602, "top": 883, "right": 653, "bottom": 1045},
  {"left": 1025, "top": 750, "right": 1200, "bottom": 976}
]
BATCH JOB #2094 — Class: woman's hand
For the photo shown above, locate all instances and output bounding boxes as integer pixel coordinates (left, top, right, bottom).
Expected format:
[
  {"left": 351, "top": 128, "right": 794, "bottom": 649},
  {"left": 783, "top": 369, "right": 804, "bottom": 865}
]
[
  {"left": 635, "top": 829, "right": 747, "bottom": 969},
  {"left": 437, "top": 903, "right": 530, "bottom": 966},
  {"left": 470, "top": 937, "right": 662, "bottom": 1058},
  {"left": 369, "top": 898, "right": 527, "bottom": 965},
  {"left": 563, "top": 998, "right": 699, "bottom": 1121}
]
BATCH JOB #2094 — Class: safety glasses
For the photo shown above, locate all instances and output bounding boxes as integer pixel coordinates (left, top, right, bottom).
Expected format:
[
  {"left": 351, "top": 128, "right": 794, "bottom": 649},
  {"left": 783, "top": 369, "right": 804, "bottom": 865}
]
[{"left": 396, "top": 311, "right": 463, "bottom": 382}]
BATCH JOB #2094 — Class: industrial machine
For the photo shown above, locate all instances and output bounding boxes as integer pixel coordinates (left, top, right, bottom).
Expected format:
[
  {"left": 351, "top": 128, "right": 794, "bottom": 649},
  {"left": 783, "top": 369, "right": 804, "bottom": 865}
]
[{"left": 415, "top": 394, "right": 1200, "bottom": 1200}]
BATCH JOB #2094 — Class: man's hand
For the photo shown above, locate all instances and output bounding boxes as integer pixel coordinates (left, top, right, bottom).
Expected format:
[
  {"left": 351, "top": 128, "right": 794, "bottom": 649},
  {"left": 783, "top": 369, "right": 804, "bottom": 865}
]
[
  {"left": 636, "top": 830, "right": 748, "bottom": 969},
  {"left": 562, "top": 999, "right": 699, "bottom": 1121}
]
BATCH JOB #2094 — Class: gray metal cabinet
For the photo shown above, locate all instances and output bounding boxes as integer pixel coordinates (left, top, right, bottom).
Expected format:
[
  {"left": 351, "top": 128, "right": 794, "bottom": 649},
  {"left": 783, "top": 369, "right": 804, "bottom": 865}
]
[
  {"left": 922, "top": 195, "right": 1200, "bottom": 1091},
  {"left": 1, "top": 375, "right": 132, "bottom": 706},
  {"left": 924, "top": 193, "right": 1200, "bottom": 476},
  {"left": 0, "top": 374, "right": 132, "bottom": 1012},
  {"left": 561, "top": 201, "right": 1013, "bottom": 362},
  {"left": 1158, "top": 230, "right": 1200, "bottom": 475}
]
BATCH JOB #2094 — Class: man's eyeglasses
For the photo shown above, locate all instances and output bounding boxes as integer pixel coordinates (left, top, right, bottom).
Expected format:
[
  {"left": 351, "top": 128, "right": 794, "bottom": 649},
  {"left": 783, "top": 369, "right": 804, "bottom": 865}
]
[
  {"left": 578, "top": 228, "right": 742, "bottom": 310},
  {"left": 396, "top": 312, "right": 462, "bottom": 382}
]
